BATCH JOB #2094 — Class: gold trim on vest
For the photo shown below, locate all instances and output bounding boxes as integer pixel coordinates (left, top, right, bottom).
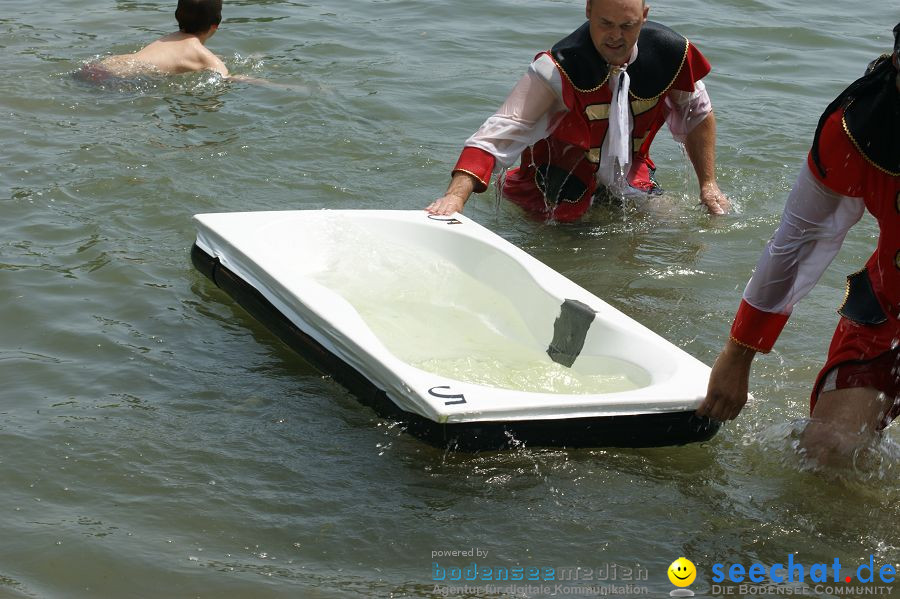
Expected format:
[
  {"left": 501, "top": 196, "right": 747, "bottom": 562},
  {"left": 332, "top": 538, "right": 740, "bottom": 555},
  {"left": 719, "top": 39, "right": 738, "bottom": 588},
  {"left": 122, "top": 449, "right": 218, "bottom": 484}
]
[
  {"left": 585, "top": 148, "right": 601, "bottom": 163},
  {"left": 842, "top": 108, "right": 900, "bottom": 177},
  {"left": 630, "top": 97, "right": 660, "bottom": 116},
  {"left": 632, "top": 134, "right": 649, "bottom": 153},
  {"left": 549, "top": 54, "right": 610, "bottom": 94},
  {"left": 629, "top": 38, "right": 690, "bottom": 101},
  {"left": 585, "top": 103, "right": 611, "bottom": 121}
]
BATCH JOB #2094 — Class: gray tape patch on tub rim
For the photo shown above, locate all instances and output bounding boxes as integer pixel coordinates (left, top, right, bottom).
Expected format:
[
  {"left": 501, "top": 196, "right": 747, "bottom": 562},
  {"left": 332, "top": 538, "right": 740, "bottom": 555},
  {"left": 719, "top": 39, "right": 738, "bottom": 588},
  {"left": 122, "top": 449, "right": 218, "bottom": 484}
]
[{"left": 547, "top": 298, "right": 596, "bottom": 368}]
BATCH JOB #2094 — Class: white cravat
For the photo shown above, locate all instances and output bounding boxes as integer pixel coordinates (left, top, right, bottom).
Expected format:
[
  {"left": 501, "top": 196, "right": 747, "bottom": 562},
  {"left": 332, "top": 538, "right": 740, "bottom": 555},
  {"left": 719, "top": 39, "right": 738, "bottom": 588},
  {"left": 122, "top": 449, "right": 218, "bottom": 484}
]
[{"left": 597, "top": 65, "right": 633, "bottom": 188}]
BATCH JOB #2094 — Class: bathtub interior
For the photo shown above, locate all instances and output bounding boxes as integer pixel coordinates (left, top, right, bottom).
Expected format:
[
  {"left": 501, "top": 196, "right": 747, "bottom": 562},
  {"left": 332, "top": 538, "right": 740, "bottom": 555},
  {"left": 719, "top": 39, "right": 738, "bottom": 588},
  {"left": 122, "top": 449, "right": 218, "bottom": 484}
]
[{"left": 244, "top": 212, "right": 660, "bottom": 394}]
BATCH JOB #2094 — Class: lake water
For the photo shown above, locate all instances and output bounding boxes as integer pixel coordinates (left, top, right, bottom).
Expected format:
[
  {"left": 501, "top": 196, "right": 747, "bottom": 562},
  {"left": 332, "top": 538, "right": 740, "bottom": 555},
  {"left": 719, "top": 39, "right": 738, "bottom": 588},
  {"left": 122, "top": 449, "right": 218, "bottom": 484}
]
[{"left": 1, "top": 1, "right": 898, "bottom": 598}]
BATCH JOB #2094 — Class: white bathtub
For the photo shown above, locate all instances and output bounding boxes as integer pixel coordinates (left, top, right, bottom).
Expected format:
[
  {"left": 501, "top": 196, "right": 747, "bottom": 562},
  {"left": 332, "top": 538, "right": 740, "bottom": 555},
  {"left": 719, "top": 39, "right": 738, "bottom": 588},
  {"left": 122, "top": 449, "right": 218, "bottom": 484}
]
[{"left": 191, "top": 210, "right": 718, "bottom": 448}]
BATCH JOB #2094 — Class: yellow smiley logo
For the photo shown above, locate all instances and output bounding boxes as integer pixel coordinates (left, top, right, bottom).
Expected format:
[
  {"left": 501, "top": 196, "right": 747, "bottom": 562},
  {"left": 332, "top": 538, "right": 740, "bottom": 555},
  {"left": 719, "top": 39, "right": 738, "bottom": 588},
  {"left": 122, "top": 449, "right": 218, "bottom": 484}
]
[{"left": 668, "top": 557, "right": 697, "bottom": 587}]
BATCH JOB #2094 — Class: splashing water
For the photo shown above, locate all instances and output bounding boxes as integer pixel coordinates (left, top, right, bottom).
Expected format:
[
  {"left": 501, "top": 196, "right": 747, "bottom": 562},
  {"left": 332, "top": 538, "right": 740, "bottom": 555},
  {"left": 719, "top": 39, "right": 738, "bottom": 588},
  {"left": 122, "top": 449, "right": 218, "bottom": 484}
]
[{"left": 754, "top": 419, "right": 900, "bottom": 482}]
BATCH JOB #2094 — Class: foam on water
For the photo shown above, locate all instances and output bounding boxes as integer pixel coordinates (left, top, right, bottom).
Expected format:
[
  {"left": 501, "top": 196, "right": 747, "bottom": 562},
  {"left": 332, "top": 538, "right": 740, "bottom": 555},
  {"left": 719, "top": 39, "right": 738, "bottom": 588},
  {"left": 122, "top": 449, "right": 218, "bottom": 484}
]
[{"left": 310, "top": 221, "right": 647, "bottom": 393}]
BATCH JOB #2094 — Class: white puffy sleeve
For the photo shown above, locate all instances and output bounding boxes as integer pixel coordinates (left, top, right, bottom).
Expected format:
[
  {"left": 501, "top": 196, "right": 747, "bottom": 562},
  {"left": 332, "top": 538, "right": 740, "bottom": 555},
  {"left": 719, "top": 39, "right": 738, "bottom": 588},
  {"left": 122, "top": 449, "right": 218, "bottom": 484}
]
[
  {"left": 743, "top": 163, "right": 866, "bottom": 315},
  {"left": 665, "top": 80, "right": 713, "bottom": 143},
  {"left": 464, "top": 54, "right": 570, "bottom": 174}
]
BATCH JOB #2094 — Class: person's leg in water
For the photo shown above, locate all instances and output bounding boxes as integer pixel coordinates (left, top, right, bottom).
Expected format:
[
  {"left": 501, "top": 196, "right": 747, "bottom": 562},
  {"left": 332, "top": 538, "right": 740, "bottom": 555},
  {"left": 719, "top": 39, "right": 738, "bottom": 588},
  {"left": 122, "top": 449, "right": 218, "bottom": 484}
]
[{"left": 800, "top": 387, "right": 892, "bottom": 467}]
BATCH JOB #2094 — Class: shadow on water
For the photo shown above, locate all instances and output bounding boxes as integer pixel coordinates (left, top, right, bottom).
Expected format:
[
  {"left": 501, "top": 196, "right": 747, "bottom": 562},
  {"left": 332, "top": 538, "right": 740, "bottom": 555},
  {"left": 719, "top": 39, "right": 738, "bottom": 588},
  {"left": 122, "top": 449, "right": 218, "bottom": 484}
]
[{"left": 187, "top": 279, "right": 326, "bottom": 381}]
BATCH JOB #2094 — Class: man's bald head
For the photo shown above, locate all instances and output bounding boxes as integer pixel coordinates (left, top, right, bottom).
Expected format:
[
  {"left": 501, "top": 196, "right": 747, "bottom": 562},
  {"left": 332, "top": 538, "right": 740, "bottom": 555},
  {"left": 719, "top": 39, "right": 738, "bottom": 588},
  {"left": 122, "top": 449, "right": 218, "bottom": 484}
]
[
  {"left": 588, "top": 0, "right": 645, "bottom": 7},
  {"left": 585, "top": 0, "right": 649, "bottom": 65}
]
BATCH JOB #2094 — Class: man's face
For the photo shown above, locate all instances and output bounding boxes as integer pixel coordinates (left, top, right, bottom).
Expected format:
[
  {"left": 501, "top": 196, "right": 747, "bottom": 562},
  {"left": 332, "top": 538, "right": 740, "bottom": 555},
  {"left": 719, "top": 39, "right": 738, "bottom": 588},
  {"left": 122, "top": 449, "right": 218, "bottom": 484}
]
[{"left": 585, "top": 0, "right": 649, "bottom": 66}]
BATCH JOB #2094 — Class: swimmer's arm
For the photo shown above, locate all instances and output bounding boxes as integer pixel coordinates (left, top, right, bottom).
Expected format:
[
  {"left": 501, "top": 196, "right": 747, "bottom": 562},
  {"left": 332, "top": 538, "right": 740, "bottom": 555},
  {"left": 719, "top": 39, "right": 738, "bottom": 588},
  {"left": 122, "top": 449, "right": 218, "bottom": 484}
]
[
  {"left": 197, "top": 48, "right": 278, "bottom": 86},
  {"left": 199, "top": 48, "right": 280, "bottom": 86},
  {"left": 197, "top": 49, "right": 271, "bottom": 84},
  {"left": 198, "top": 48, "right": 229, "bottom": 77},
  {"left": 207, "top": 58, "right": 229, "bottom": 77},
  {"left": 199, "top": 56, "right": 270, "bottom": 84},
  {"left": 224, "top": 74, "right": 308, "bottom": 90},
  {"left": 226, "top": 74, "right": 271, "bottom": 84}
]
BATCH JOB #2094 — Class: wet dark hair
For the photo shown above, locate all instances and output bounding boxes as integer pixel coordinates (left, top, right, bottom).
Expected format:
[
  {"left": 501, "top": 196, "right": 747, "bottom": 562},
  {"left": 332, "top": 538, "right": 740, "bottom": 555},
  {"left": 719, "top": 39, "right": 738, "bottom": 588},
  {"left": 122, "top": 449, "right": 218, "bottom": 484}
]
[{"left": 175, "top": 0, "right": 222, "bottom": 34}]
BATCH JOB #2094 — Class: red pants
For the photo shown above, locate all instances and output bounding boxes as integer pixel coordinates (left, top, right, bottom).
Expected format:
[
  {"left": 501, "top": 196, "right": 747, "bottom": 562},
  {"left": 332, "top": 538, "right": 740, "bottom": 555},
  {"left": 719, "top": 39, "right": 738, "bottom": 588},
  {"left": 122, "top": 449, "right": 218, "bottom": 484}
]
[{"left": 813, "top": 316, "right": 900, "bottom": 430}]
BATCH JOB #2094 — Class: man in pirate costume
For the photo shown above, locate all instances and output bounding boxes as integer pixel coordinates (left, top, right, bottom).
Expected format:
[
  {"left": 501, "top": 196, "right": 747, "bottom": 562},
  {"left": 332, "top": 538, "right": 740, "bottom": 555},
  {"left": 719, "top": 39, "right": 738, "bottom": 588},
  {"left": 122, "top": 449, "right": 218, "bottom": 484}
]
[
  {"left": 426, "top": 0, "right": 730, "bottom": 221},
  {"left": 698, "top": 24, "right": 900, "bottom": 465}
]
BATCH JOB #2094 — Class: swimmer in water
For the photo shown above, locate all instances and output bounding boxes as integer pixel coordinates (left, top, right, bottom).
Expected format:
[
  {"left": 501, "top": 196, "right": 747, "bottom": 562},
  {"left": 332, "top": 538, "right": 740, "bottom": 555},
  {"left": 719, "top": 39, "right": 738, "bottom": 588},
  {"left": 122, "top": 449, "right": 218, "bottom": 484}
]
[{"left": 80, "top": 0, "right": 229, "bottom": 80}]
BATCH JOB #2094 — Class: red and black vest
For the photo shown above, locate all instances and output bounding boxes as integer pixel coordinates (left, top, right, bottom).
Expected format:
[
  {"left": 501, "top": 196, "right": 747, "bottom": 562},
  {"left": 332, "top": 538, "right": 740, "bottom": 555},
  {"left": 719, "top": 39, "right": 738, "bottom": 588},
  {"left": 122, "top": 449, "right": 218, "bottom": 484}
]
[
  {"left": 810, "top": 56, "right": 900, "bottom": 326},
  {"left": 505, "top": 21, "right": 711, "bottom": 220},
  {"left": 730, "top": 57, "right": 900, "bottom": 359},
  {"left": 807, "top": 64, "right": 900, "bottom": 404}
]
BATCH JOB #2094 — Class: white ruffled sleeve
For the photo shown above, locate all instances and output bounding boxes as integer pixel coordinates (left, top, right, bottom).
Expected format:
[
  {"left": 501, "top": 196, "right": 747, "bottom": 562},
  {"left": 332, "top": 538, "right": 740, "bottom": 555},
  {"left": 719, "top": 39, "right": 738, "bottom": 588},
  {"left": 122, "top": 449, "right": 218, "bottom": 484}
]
[
  {"left": 743, "top": 163, "right": 865, "bottom": 315},
  {"left": 665, "top": 80, "right": 712, "bottom": 143},
  {"left": 464, "top": 54, "right": 569, "bottom": 174}
]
